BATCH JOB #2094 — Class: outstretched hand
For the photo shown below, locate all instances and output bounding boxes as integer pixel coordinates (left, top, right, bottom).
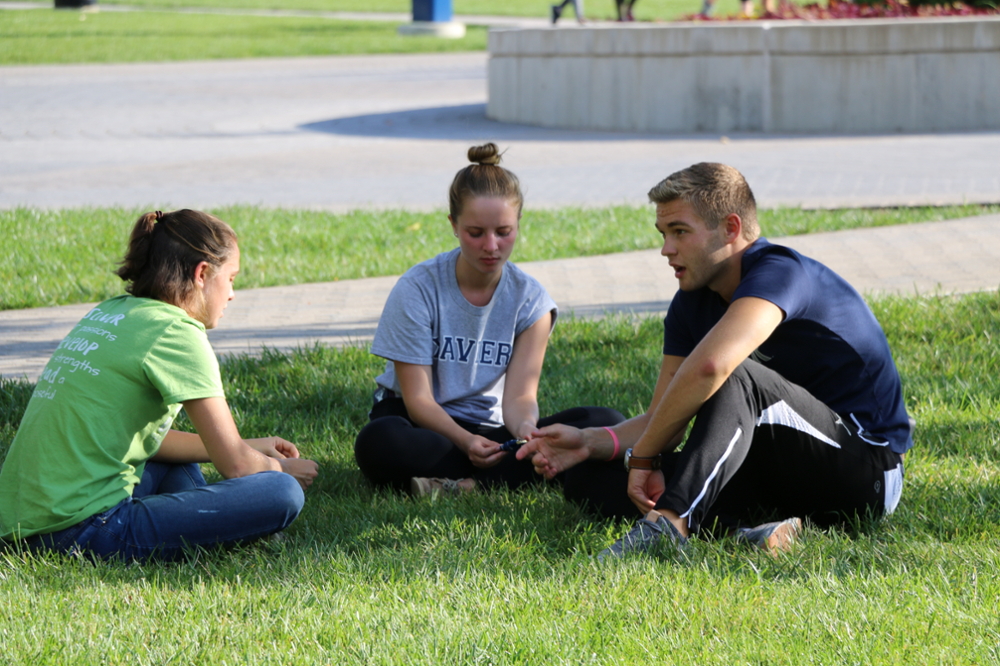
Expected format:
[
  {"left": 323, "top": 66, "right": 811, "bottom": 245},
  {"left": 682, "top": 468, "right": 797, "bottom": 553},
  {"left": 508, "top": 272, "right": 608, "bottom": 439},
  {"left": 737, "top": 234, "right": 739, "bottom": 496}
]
[{"left": 515, "top": 424, "right": 591, "bottom": 479}]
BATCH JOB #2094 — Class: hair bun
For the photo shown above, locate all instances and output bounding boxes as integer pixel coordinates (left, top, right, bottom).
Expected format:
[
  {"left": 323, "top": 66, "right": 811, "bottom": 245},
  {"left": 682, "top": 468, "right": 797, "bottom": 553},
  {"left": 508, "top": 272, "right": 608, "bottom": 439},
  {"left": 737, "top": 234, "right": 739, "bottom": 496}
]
[{"left": 468, "top": 143, "right": 501, "bottom": 166}]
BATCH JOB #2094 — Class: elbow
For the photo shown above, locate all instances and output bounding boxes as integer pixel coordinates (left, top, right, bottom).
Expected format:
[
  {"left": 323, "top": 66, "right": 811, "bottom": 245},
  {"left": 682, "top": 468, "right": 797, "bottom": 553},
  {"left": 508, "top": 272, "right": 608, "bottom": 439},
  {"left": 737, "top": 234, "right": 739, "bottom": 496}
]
[
  {"left": 694, "top": 357, "right": 722, "bottom": 380},
  {"left": 693, "top": 356, "right": 732, "bottom": 383}
]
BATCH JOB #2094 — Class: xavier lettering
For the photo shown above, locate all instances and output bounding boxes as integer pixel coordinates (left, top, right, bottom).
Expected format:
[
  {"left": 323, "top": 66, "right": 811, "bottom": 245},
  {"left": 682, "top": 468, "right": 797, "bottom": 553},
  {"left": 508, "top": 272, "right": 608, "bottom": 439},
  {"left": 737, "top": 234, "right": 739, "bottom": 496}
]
[{"left": 455, "top": 338, "right": 478, "bottom": 363}]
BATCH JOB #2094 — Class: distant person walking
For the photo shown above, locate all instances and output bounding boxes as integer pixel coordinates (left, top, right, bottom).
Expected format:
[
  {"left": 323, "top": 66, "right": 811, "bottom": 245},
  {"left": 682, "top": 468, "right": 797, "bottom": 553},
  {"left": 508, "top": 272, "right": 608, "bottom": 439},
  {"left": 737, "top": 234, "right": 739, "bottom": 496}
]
[
  {"left": 551, "top": 0, "right": 585, "bottom": 24},
  {"left": 700, "top": 0, "right": 775, "bottom": 17},
  {"left": 615, "top": 0, "right": 637, "bottom": 21}
]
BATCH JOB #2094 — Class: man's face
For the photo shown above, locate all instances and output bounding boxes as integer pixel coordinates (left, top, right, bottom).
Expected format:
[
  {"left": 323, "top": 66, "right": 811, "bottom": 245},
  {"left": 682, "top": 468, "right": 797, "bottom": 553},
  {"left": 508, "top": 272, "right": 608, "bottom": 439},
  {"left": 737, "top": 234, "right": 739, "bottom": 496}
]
[{"left": 655, "top": 199, "right": 730, "bottom": 293}]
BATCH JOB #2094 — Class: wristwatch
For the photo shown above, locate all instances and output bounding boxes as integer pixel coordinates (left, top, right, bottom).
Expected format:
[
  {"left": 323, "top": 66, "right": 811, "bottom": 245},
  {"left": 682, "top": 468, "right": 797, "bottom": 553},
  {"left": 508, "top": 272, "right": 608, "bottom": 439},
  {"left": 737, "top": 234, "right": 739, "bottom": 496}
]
[{"left": 624, "top": 448, "right": 662, "bottom": 471}]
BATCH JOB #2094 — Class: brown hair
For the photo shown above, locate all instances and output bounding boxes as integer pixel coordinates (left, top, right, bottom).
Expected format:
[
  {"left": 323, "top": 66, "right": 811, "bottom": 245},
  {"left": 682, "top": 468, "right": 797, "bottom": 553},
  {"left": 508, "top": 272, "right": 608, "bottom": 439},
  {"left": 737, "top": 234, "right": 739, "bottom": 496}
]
[
  {"left": 116, "top": 209, "right": 237, "bottom": 307},
  {"left": 448, "top": 143, "right": 524, "bottom": 220},
  {"left": 648, "top": 163, "right": 760, "bottom": 240}
]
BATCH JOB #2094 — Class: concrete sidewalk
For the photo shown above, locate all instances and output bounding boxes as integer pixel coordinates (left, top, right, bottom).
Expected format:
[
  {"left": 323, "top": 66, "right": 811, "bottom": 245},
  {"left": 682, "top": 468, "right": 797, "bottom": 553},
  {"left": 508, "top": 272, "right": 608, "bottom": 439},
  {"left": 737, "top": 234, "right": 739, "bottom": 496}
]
[
  {"left": 3, "top": 52, "right": 999, "bottom": 381},
  {"left": 3, "top": 53, "right": 999, "bottom": 211},
  {"left": 4, "top": 214, "right": 999, "bottom": 381}
]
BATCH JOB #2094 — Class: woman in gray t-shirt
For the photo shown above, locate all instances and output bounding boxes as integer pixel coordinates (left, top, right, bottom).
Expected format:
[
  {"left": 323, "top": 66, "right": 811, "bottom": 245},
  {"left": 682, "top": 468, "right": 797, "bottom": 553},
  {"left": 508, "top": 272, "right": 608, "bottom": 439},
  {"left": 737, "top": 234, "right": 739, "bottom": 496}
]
[{"left": 353, "top": 144, "right": 633, "bottom": 519}]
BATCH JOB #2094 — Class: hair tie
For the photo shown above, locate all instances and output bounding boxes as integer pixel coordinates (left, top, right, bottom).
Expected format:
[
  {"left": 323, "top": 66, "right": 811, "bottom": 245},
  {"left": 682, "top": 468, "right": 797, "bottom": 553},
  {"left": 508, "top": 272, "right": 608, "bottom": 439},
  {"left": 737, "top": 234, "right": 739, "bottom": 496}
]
[{"left": 154, "top": 211, "right": 164, "bottom": 221}]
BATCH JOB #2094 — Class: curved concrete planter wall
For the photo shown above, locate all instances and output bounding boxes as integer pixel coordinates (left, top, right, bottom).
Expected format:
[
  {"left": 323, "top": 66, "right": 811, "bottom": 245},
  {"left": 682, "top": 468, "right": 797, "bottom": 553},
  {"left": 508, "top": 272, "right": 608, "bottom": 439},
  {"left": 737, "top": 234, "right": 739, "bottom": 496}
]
[{"left": 487, "top": 17, "right": 1000, "bottom": 133}]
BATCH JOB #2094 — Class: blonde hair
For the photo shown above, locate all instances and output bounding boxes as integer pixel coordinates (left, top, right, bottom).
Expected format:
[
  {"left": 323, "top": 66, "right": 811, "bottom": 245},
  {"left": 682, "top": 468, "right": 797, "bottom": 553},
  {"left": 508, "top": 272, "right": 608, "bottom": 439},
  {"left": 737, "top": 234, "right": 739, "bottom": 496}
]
[
  {"left": 448, "top": 143, "right": 523, "bottom": 220},
  {"left": 648, "top": 163, "right": 760, "bottom": 240}
]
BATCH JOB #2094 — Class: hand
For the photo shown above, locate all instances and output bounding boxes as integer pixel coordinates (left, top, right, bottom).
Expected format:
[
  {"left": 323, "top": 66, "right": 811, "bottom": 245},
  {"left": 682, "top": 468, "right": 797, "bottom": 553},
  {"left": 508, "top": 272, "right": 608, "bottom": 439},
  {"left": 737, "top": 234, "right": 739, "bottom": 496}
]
[
  {"left": 515, "top": 424, "right": 589, "bottom": 479},
  {"left": 279, "top": 457, "right": 319, "bottom": 490},
  {"left": 465, "top": 434, "right": 505, "bottom": 469},
  {"left": 247, "top": 436, "right": 301, "bottom": 460},
  {"left": 627, "top": 468, "right": 665, "bottom": 514}
]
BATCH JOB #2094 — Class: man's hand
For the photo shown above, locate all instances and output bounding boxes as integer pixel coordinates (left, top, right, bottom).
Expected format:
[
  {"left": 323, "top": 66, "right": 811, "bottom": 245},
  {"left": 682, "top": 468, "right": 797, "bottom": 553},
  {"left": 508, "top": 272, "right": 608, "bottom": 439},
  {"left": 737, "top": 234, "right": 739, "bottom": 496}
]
[
  {"left": 627, "top": 468, "right": 665, "bottom": 514},
  {"left": 516, "top": 424, "right": 590, "bottom": 479},
  {"left": 466, "top": 434, "right": 505, "bottom": 469},
  {"left": 279, "top": 457, "right": 319, "bottom": 490},
  {"left": 247, "top": 436, "right": 300, "bottom": 460}
]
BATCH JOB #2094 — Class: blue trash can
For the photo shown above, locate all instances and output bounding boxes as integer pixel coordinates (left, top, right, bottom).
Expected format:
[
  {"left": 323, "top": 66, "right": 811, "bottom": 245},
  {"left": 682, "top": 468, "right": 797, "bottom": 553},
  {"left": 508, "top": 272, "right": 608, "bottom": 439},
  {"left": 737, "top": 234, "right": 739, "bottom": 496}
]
[{"left": 412, "top": 0, "right": 452, "bottom": 22}]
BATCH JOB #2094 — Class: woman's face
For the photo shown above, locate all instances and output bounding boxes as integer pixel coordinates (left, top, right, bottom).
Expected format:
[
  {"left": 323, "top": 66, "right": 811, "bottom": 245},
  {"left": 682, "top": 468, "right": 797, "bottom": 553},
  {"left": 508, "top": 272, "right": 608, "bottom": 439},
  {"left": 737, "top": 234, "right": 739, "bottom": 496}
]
[
  {"left": 190, "top": 244, "right": 240, "bottom": 329},
  {"left": 450, "top": 197, "right": 520, "bottom": 278}
]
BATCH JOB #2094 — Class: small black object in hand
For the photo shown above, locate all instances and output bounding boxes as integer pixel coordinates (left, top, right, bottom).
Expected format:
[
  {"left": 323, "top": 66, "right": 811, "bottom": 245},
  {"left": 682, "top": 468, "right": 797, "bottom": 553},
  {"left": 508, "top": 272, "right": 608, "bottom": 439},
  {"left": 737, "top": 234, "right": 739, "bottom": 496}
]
[{"left": 499, "top": 438, "right": 528, "bottom": 453}]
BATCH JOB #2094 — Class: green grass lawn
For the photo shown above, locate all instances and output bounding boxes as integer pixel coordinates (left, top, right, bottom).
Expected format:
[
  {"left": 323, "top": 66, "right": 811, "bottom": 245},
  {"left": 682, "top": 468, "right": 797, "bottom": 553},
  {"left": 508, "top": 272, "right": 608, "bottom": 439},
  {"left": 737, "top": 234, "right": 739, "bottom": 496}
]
[
  {"left": 1, "top": 292, "right": 999, "bottom": 663},
  {"left": 85, "top": 0, "right": 756, "bottom": 21},
  {"left": 0, "top": 9, "right": 488, "bottom": 65},
  {"left": 0, "top": 0, "right": 804, "bottom": 68},
  {"left": 3, "top": 204, "right": 998, "bottom": 310}
]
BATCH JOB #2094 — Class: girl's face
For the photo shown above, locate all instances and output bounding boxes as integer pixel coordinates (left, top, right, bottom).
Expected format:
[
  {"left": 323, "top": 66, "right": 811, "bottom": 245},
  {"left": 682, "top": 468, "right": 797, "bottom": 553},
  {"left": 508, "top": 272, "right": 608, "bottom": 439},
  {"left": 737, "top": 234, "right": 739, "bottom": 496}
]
[
  {"left": 450, "top": 197, "right": 520, "bottom": 279},
  {"left": 190, "top": 244, "right": 240, "bottom": 329}
]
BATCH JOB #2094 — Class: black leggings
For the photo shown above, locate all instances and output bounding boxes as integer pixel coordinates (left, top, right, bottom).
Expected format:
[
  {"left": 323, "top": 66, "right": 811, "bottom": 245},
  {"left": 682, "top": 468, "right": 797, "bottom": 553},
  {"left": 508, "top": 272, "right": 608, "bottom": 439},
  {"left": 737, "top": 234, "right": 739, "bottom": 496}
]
[
  {"left": 354, "top": 398, "right": 637, "bottom": 519},
  {"left": 654, "top": 360, "right": 905, "bottom": 533}
]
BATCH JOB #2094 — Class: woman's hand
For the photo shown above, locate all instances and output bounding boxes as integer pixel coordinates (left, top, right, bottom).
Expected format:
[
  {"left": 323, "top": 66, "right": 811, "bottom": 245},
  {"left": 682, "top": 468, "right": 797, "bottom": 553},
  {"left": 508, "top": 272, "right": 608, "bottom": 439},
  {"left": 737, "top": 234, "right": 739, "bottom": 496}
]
[
  {"left": 516, "top": 424, "right": 590, "bottom": 479},
  {"left": 627, "top": 468, "right": 665, "bottom": 514},
  {"left": 246, "top": 436, "right": 300, "bottom": 460},
  {"left": 279, "top": 458, "right": 319, "bottom": 490},
  {"left": 465, "top": 434, "right": 505, "bottom": 469}
]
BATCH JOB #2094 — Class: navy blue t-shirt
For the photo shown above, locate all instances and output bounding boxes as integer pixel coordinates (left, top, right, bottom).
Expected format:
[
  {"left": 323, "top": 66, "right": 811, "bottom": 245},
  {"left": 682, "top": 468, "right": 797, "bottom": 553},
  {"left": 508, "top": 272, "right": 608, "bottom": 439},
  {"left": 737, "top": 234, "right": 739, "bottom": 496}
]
[{"left": 663, "top": 239, "right": 912, "bottom": 454}]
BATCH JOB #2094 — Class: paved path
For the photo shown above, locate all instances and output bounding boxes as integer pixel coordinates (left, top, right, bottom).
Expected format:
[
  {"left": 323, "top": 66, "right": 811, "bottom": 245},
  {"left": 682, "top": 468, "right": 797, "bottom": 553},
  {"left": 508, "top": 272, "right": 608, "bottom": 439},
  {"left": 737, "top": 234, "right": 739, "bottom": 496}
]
[
  {"left": 3, "top": 53, "right": 999, "bottom": 210},
  {"left": 4, "top": 214, "right": 1000, "bottom": 381},
  {"left": 2, "top": 50, "right": 1000, "bottom": 380}
]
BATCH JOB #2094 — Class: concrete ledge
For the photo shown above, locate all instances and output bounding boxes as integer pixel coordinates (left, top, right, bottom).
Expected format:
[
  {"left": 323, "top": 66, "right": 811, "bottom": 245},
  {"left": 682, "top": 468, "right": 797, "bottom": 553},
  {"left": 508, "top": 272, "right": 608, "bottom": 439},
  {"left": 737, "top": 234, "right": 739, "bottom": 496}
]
[
  {"left": 487, "top": 17, "right": 1000, "bottom": 133},
  {"left": 398, "top": 21, "right": 466, "bottom": 38}
]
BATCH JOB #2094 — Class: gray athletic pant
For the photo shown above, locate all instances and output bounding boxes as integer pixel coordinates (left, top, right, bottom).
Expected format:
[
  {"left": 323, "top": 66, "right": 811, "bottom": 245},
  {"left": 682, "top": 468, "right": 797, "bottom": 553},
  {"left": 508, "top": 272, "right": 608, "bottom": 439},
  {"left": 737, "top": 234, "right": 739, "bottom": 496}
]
[{"left": 654, "top": 360, "right": 905, "bottom": 533}]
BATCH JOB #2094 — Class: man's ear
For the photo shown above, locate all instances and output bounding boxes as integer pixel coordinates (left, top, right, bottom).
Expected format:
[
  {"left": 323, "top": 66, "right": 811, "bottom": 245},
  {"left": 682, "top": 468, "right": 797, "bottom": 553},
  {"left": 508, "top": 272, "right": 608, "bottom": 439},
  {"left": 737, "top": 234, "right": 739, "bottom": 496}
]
[
  {"left": 192, "top": 261, "right": 210, "bottom": 288},
  {"left": 723, "top": 214, "right": 743, "bottom": 244}
]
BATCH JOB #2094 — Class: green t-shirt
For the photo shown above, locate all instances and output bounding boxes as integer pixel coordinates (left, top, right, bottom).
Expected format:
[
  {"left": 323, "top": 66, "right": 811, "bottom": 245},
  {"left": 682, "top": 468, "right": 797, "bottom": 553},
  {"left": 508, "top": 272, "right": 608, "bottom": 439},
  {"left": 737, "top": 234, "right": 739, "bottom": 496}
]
[{"left": 0, "top": 296, "right": 225, "bottom": 540}]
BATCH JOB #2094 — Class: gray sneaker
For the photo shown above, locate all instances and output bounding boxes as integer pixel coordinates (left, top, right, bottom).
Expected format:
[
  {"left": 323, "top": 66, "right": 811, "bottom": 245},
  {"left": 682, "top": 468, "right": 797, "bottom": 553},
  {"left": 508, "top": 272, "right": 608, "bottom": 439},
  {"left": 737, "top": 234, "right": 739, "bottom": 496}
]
[
  {"left": 597, "top": 513, "right": 688, "bottom": 562},
  {"left": 410, "top": 477, "right": 477, "bottom": 498},
  {"left": 736, "top": 517, "right": 803, "bottom": 555}
]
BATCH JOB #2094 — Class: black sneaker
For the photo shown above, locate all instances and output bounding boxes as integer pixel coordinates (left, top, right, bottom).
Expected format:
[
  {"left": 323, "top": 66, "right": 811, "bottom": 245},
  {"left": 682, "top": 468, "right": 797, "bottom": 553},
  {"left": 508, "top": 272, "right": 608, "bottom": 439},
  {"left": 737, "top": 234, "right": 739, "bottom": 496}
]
[
  {"left": 736, "top": 517, "right": 802, "bottom": 555},
  {"left": 550, "top": 4, "right": 562, "bottom": 24},
  {"left": 597, "top": 512, "right": 687, "bottom": 562}
]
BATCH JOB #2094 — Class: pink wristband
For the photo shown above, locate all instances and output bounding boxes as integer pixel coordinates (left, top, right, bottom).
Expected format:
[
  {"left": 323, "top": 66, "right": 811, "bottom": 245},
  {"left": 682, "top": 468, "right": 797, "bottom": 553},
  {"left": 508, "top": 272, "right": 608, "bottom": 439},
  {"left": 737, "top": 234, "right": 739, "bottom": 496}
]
[{"left": 603, "top": 427, "right": 620, "bottom": 461}]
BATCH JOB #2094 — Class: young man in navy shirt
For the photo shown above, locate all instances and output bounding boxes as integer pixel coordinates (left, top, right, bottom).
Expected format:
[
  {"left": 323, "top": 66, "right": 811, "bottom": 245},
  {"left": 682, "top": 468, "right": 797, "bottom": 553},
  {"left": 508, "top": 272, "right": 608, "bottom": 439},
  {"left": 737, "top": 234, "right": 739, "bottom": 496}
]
[{"left": 518, "top": 162, "right": 911, "bottom": 557}]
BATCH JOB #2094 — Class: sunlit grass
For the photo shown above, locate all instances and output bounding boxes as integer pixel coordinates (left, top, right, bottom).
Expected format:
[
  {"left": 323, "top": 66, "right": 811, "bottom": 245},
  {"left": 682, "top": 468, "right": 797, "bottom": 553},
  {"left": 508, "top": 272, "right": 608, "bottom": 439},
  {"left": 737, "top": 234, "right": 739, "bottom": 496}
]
[
  {"left": 1, "top": 292, "right": 999, "bottom": 663},
  {"left": 0, "top": 9, "right": 488, "bottom": 65},
  {"left": 4, "top": 203, "right": 998, "bottom": 310}
]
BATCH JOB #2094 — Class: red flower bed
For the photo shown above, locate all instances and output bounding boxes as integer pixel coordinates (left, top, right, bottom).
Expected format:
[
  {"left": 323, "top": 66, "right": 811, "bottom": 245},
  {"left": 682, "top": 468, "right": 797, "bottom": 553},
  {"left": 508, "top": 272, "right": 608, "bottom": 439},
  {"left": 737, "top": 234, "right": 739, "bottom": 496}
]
[{"left": 686, "top": 0, "right": 999, "bottom": 20}]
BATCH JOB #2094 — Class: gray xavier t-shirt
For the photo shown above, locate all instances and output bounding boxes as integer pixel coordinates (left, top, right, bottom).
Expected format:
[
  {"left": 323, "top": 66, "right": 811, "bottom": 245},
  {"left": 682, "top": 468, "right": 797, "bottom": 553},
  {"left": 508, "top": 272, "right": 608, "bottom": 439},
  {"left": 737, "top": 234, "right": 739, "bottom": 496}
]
[{"left": 372, "top": 248, "right": 557, "bottom": 427}]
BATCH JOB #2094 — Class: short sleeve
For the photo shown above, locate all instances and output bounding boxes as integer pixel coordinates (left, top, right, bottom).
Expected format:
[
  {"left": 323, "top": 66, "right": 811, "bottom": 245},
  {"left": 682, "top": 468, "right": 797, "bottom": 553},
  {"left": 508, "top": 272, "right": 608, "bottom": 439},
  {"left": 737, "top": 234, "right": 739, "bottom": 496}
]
[
  {"left": 143, "top": 319, "right": 224, "bottom": 404},
  {"left": 732, "top": 249, "right": 810, "bottom": 321},
  {"left": 370, "top": 275, "right": 437, "bottom": 365}
]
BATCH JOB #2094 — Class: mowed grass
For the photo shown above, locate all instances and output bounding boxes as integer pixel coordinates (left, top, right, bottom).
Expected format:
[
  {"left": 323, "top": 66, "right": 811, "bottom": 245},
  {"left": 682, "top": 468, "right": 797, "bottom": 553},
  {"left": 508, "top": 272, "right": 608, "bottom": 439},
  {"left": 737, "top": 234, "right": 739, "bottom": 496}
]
[
  {"left": 0, "top": 9, "right": 488, "bottom": 65},
  {"left": 4, "top": 204, "right": 999, "bottom": 310},
  {"left": 79, "top": 0, "right": 761, "bottom": 21},
  {"left": 1, "top": 0, "right": 818, "bottom": 68},
  {"left": 1, "top": 292, "right": 999, "bottom": 663}
]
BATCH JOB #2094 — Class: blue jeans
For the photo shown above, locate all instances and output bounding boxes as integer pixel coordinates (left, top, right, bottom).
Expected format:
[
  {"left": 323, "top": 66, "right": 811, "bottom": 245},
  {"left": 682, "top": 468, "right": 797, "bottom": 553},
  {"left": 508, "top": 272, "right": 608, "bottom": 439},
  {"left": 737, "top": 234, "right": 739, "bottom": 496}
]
[{"left": 24, "top": 462, "right": 304, "bottom": 561}]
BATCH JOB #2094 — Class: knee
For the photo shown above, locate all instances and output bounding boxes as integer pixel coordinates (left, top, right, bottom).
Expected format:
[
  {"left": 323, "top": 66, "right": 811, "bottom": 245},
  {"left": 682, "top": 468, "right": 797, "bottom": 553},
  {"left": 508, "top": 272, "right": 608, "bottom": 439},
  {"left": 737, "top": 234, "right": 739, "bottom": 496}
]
[
  {"left": 584, "top": 406, "right": 626, "bottom": 427},
  {"left": 268, "top": 472, "right": 306, "bottom": 524},
  {"left": 354, "top": 416, "right": 409, "bottom": 478},
  {"left": 541, "top": 406, "right": 626, "bottom": 430}
]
